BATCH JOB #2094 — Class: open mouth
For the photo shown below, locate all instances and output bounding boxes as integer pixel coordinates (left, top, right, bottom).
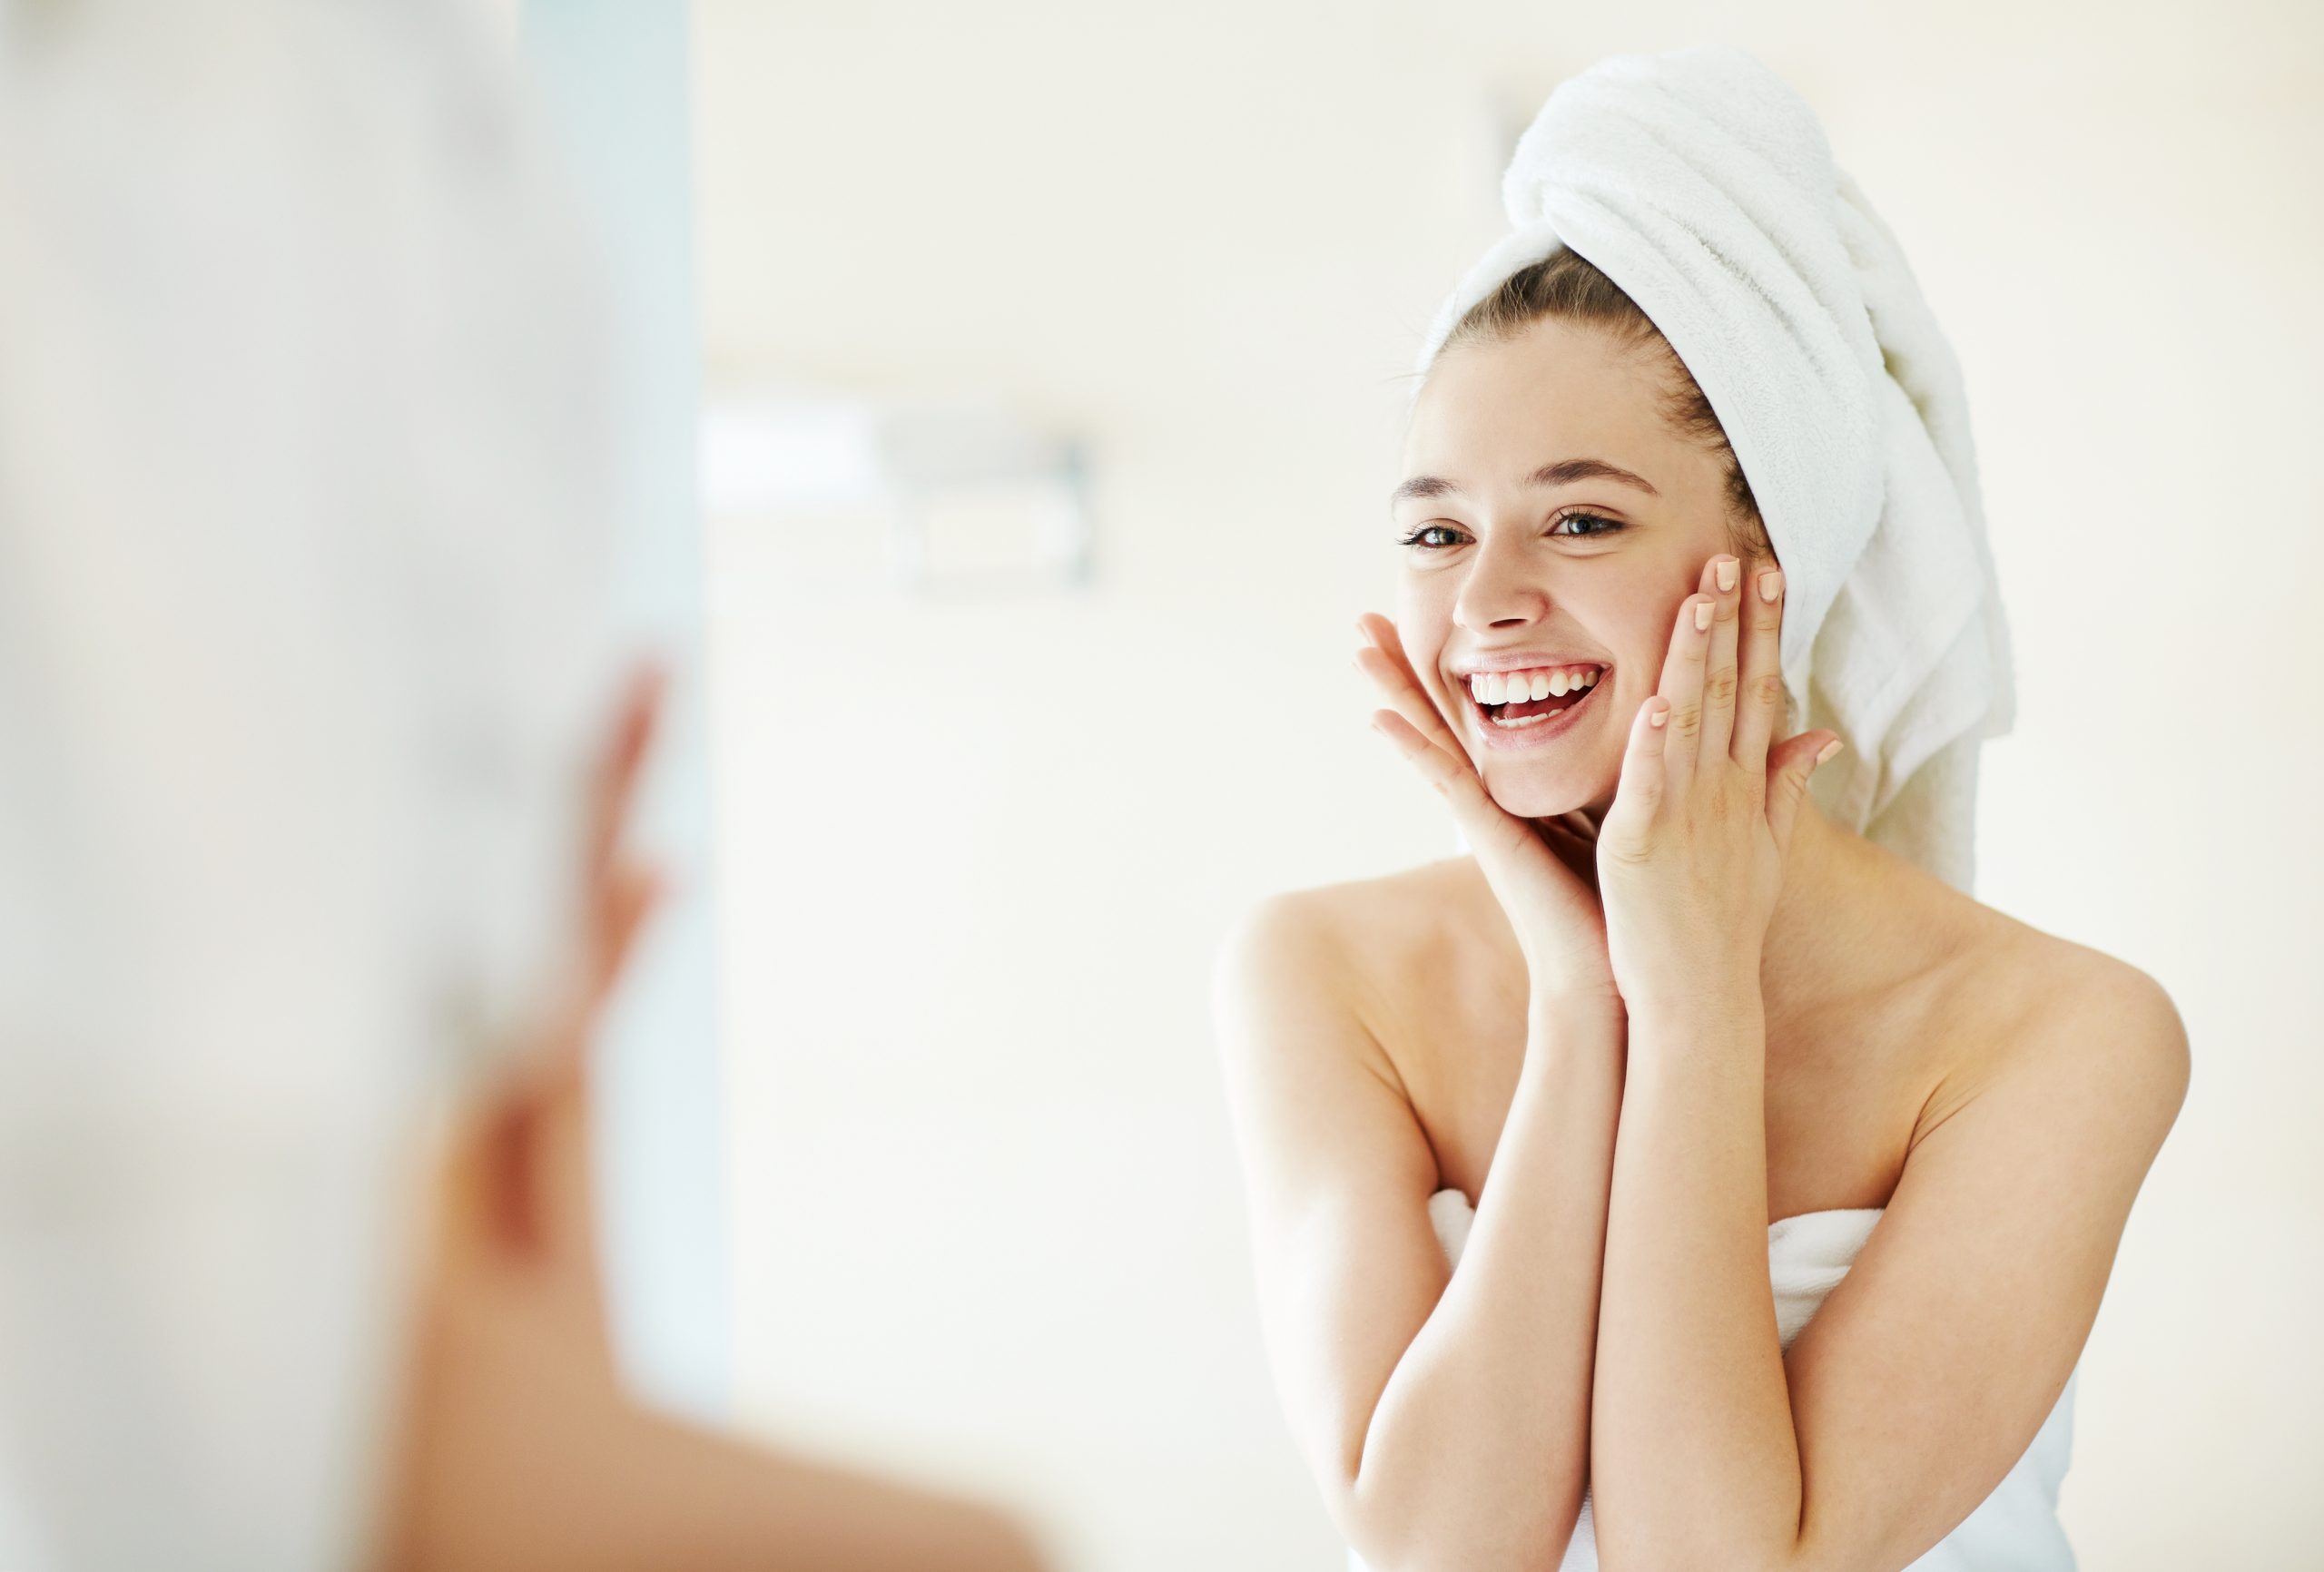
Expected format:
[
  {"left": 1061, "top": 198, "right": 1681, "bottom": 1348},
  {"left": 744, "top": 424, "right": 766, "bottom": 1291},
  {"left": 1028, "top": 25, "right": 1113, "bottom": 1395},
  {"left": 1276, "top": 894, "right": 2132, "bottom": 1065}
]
[{"left": 1463, "top": 663, "right": 1608, "bottom": 732}]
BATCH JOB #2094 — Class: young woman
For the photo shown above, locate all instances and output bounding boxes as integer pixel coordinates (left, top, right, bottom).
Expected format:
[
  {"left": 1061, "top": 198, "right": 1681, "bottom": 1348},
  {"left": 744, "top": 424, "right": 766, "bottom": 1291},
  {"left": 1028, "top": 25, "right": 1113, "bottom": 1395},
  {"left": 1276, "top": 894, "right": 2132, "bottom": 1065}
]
[{"left": 1215, "top": 119, "right": 2188, "bottom": 1572}]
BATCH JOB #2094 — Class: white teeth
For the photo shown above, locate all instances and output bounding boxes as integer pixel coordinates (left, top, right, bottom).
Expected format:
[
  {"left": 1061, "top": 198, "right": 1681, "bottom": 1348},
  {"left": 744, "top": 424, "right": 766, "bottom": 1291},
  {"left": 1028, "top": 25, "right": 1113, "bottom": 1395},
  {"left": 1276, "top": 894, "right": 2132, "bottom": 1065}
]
[
  {"left": 1468, "top": 665, "right": 1602, "bottom": 708},
  {"left": 1492, "top": 711, "right": 1554, "bottom": 729}
]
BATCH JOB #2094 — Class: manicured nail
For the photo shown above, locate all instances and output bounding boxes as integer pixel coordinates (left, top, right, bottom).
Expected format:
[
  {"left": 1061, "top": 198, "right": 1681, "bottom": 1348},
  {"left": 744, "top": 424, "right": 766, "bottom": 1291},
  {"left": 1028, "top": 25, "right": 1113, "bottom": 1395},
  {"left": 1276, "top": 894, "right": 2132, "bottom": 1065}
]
[
  {"left": 1715, "top": 557, "right": 1738, "bottom": 593},
  {"left": 1815, "top": 738, "right": 1845, "bottom": 765},
  {"left": 1758, "top": 570, "right": 1784, "bottom": 603},
  {"left": 1649, "top": 701, "right": 1669, "bottom": 729},
  {"left": 1693, "top": 598, "right": 1714, "bottom": 631}
]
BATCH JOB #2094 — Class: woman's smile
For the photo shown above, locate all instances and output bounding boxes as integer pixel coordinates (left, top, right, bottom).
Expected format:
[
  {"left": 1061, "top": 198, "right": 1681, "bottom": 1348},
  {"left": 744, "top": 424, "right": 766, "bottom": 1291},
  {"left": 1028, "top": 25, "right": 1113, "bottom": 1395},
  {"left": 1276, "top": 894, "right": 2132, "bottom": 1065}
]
[{"left": 1452, "top": 659, "right": 1612, "bottom": 752}]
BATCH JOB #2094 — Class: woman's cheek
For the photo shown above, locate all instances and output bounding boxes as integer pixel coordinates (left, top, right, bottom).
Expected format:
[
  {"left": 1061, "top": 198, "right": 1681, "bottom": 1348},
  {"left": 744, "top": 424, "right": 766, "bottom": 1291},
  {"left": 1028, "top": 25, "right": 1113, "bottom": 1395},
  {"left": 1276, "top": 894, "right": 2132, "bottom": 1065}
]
[{"left": 1391, "top": 592, "right": 1454, "bottom": 673}]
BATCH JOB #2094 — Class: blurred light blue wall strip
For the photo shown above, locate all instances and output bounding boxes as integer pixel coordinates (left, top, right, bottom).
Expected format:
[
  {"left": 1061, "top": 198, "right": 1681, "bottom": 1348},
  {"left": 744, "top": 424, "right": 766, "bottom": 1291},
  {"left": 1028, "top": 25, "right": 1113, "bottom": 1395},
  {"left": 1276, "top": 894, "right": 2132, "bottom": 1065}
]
[{"left": 521, "top": 0, "right": 728, "bottom": 1419}]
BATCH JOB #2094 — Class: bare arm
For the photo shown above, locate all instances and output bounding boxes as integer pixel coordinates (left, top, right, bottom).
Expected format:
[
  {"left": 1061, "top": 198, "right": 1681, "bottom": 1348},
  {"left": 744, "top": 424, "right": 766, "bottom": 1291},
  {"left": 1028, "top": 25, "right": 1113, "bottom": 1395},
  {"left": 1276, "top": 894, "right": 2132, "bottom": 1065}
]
[
  {"left": 379, "top": 997, "right": 1053, "bottom": 1572},
  {"left": 1584, "top": 558, "right": 2187, "bottom": 1571},
  {"left": 1216, "top": 893, "right": 1624, "bottom": 1572},
  {"left": 1590, "top": 966, "right": 2182, "bottom": 1572},
  {"left": 379, "top": 671, "right": 1050, "bottom": 1572}
]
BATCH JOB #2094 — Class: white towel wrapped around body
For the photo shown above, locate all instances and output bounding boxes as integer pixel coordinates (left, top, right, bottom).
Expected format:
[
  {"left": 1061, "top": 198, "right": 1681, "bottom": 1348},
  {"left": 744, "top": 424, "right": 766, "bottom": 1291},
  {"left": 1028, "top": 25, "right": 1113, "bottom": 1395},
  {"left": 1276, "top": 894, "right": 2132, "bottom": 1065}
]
[{"left": 1419, "top": 44, "right": 2014, "bottom": 890}]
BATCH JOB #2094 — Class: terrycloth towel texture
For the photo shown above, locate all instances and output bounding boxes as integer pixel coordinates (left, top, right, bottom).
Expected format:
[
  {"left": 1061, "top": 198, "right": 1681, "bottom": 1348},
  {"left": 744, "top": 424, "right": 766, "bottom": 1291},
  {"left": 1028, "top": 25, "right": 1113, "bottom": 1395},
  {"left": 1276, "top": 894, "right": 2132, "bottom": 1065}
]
[{"left": 1418, "top": 44, "right": 2014, "bottom": 891}]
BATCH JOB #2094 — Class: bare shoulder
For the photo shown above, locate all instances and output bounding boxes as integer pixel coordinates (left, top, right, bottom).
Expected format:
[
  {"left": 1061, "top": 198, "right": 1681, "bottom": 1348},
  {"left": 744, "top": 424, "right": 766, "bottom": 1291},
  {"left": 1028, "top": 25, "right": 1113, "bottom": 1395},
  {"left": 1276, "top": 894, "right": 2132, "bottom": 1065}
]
[
  {"left": 1216, "top": 858, "right": 1487, "bottom": 1007},
  {"left": 1927, "top": 901, "right": 2191, "bottom": 1154},
  {"left": 1212, "top": 857, "right": 1494, "bottom": 1080},
  {"left": 1212, "top": 864, "right": 1482, "bottom": 1206}
]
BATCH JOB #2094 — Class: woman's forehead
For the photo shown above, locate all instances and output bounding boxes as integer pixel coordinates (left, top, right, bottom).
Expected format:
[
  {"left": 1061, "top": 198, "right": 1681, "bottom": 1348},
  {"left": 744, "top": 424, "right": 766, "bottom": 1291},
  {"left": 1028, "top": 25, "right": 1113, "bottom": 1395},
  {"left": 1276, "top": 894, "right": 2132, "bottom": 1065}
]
[{"left": 1403, "top": 331, "right": 1679, "bottom": 496}]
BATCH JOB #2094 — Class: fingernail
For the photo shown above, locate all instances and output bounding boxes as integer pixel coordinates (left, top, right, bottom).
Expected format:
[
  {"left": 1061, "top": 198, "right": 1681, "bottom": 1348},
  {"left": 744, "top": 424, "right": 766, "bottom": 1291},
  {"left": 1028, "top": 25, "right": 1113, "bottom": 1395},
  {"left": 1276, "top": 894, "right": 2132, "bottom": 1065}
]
[
  {"left": 1815, "top": 738, "right": 1844, "bottom": 765},
  {"left": 1716, "top": 557, "right": 1738, "bottom": 593},
  {"left": 1758, "top": 569, "right": 1783, "bottom": 603},
  {"left": 1649, "top": 702, "right": 1669, "bottom": 729},
  {"left": 1693, "top": 598, "right": 1714, "bottom": 631}
]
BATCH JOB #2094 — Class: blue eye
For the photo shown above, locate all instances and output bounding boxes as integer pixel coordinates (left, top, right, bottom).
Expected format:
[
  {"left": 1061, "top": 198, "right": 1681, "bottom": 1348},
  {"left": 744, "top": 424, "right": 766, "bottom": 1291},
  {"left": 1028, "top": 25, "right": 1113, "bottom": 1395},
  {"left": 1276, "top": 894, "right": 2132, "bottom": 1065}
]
[
  {"left": 1396, "top": 524, "right": 1468, "bottom": 550},
  {"left": 1551, "top": 510, "right": 1624, "bottom": 538}
]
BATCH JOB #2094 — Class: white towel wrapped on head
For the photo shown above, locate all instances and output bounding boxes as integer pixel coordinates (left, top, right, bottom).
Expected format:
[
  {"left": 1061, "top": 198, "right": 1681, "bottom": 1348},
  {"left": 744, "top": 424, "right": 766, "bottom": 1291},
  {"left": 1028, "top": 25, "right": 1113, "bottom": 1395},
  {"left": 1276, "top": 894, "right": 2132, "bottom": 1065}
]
[{"left": 1418, "top": 44, "right": 2014, "bottom": 891}]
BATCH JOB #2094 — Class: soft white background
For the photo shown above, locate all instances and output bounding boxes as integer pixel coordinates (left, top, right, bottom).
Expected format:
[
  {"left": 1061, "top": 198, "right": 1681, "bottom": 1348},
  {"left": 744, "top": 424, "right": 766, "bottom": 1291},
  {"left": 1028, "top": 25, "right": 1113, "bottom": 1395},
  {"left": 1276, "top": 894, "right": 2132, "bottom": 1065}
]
[{"left": 691, "top": 3, "right": 2322, "bottom": 1567}]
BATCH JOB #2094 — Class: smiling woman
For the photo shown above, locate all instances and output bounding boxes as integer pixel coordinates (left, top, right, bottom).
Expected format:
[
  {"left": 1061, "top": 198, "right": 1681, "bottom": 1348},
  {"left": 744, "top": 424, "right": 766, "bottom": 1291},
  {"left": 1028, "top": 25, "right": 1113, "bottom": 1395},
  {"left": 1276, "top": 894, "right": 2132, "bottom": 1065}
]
[
  {"left": 1381, "top": 298, "right": 1765, "bottom": 822},
  {"left": 1215, "top": 43, "right": 2184, "bottom": 1572}
]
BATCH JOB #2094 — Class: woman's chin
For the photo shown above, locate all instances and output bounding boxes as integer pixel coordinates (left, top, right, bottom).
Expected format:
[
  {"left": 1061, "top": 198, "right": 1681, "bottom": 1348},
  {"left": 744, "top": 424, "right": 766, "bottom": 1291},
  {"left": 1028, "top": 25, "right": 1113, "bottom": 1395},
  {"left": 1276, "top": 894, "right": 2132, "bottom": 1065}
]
[{"left": 1480, "top": 768, "right": 1607, "bottom": 822}]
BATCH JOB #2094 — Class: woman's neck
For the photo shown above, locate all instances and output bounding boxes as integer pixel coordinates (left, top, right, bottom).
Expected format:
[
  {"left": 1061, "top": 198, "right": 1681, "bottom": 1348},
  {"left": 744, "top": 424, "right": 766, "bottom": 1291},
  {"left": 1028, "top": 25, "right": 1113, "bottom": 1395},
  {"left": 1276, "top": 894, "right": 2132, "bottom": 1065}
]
[{"left": 1755, "top": 800, "right": 1960, "bottom": 1035}]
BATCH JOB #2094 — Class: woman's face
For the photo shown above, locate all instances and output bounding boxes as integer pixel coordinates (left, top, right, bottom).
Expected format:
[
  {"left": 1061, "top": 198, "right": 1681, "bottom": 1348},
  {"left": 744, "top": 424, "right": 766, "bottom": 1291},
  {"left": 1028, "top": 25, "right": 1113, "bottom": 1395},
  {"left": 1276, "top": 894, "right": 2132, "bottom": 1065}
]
[{"left": 1393, "top": 315, "right": 1765, "bottom": 820}]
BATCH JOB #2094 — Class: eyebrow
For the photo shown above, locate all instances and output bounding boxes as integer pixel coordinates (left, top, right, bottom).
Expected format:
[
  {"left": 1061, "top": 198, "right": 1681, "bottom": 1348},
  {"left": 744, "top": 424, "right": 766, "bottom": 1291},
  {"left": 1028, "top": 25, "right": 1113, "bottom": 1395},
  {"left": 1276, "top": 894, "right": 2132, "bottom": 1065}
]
[{"left": 1391, "top": 457, "right": 1661, "bottom": 506}]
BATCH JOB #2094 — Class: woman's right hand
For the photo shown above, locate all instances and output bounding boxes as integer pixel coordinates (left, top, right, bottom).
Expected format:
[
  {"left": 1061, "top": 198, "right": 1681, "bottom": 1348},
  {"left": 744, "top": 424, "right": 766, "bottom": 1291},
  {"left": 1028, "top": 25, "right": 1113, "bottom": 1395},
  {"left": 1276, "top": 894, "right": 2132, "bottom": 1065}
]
[{"left": 1354, "top": 613, "right": 1619, "bottom": 1007}]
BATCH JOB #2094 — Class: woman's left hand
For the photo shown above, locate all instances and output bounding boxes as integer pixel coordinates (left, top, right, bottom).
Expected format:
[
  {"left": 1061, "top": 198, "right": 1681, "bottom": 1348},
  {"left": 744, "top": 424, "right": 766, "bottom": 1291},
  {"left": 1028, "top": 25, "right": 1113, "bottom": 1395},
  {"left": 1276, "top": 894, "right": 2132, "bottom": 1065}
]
[{"left": 1596, "top": 555, "right": 1840, "bottom": 1012}]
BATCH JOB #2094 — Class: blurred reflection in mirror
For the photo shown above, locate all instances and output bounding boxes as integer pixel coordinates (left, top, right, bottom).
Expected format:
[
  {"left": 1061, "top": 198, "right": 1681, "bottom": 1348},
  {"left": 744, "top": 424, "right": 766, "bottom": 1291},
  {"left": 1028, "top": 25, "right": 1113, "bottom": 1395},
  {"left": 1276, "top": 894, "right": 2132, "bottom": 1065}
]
[{"left": 0, "top": 4, "right": 1048, "bottom": 1569}]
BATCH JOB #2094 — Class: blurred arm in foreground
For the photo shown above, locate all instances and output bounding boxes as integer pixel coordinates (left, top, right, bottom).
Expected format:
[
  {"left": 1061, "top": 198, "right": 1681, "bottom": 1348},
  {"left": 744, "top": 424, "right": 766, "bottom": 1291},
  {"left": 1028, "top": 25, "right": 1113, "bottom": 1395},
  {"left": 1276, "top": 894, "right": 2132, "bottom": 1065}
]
[{"left": 377, "top": 671, "right": 1048, "bottom": 1572}]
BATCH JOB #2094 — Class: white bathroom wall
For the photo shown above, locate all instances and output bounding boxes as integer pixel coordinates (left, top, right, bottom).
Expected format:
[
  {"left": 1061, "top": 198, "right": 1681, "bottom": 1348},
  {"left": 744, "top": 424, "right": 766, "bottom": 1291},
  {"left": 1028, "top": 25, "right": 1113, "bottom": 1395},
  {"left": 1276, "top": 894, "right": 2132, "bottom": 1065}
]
[{"left": 694, "top": 3, "right": 2323, "bottom": 1567}]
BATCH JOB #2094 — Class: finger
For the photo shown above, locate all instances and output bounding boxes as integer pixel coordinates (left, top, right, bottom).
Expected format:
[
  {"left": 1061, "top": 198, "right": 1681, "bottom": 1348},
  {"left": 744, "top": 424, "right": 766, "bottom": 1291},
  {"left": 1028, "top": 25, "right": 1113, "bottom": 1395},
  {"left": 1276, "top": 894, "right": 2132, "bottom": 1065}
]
[
  {"left": 521, "top": 860, "right": 665, "bottom": 1094},
  {"left": 1656, "top": 588, "right": 1716, "bottom": 779},
  {"left": 1356, "top": 616, "right": 1535, "bottom": 858},
  {"left": 1369, "top": 710, "right": 1566, "bottom": 899},
  {"left": 1766, "top": 731, "right": 1842, "bottom": 853},
  {"left": 593, "top": 862, "right": 666, "bottom": 1000},
  {"left": 1699, "top": 554, "right": 1744, "bottom": 763},
  {"left": 1353, "top": 622, "right": 1451, "bottom": 747},
  {"left": 1354, "top": 612, "right": 1469, "bottom": 761},
  {"left": 1354, "top": 613, "right": 1466, "bottom": 748},
  {"left": 1732, "top": 565, "right": 1786, "bottom": 770},
  {"left": 1354, "top": 644, "right": 1463, "bottom": 763},
  {"left": 1368, "top": 708, "right": 1511, "bottom": 834},
  {"left": 588, "top": 660, "right": 668, "bottom": 886},
  {"left": 1610, "top": 693, "right": 1673, "bottom": 837}
]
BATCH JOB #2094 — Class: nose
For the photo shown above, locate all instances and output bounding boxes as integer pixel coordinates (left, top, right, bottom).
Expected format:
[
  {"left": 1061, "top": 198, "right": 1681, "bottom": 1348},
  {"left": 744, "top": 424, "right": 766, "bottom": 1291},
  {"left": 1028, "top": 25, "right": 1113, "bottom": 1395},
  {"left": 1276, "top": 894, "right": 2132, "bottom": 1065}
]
[{"left": 1452, "top": 526, "right": 1551, "bottom": 632}]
